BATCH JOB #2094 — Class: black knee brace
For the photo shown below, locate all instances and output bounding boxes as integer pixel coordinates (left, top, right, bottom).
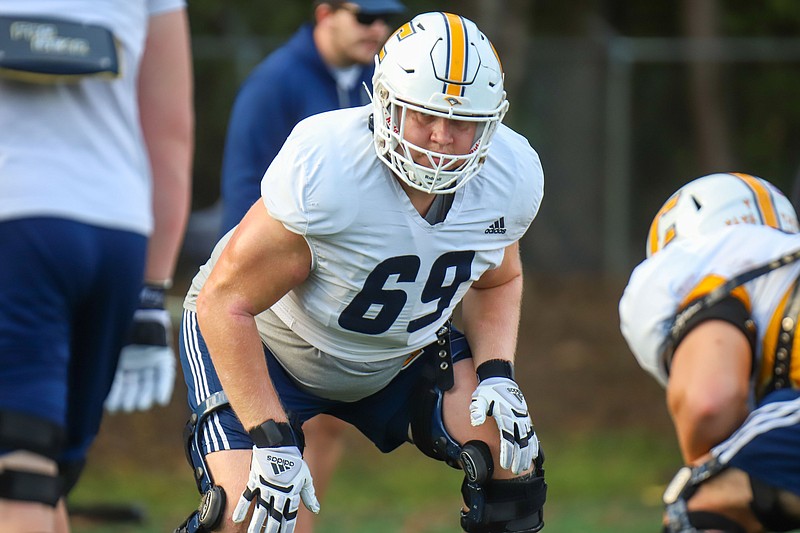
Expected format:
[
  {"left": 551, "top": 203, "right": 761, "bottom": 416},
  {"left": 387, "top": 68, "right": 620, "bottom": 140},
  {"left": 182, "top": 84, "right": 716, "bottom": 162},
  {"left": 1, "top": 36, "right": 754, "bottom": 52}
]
[
  {"left": 174, "top": 392, "right": 229, "bottom": 533},
  {"left": 409, "top": 323, "right": 462, "bottom": 469},
  {"left": 409, "top": 376, "right": 462, "bottom": 469},
  {"left": 0, "top": 409, "right": 64, "bottom": 506},
  {"left": 459, "top": 441, "right": 547, "bottom": 533},
  {"left": 408, "top": 334, "right": 547, "bottom": 532}
]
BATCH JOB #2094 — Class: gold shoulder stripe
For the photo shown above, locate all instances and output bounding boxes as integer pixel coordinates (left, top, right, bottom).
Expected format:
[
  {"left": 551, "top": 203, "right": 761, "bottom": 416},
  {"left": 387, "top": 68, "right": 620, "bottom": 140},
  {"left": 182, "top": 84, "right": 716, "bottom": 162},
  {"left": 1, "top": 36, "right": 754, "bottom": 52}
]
[{"left": 679, "top": 274, "right": 752, "bottom": 313}]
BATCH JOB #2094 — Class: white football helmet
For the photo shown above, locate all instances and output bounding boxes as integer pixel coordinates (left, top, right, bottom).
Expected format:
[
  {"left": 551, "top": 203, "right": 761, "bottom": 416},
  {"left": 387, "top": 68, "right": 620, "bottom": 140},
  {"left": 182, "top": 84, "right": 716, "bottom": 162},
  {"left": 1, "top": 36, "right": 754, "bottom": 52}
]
[
  {"left": 372, "top": 12, "right": 508, "bottom": 194},
  {"left": 646, "top": 172, "right": 799, "bottom": 258}
]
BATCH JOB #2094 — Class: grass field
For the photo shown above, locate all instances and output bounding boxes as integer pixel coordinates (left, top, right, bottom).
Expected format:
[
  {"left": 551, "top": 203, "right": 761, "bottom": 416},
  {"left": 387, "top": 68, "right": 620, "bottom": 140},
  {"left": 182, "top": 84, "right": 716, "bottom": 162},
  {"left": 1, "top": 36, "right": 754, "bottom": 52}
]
[
  {"left": 69, "top": 276, "right": 674, "bottom": 532},
  {"left": 69, "top": 427, "right": 680, "bottom": 533}
]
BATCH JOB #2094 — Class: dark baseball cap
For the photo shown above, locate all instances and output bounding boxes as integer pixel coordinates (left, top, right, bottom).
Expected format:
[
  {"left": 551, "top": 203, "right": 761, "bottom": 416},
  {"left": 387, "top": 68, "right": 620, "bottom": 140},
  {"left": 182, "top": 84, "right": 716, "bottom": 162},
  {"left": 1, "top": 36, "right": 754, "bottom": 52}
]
[{"left": 349, "top": 0, "right": 405, "bottom": 14}]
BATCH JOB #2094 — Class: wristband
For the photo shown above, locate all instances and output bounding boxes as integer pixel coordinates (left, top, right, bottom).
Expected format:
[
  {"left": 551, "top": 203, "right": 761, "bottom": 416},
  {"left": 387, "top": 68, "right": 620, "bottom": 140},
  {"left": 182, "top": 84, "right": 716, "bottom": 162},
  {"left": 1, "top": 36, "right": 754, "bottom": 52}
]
[
  {"left": 139, "top": 284, "right": 166, "bottom": 309},
  {"left": 249, "top": 419, "right": 298, "bottom": 448},
  {"left": 145, "top": 279, "right": 173, "bottom": 290},
  {"left": 476, "top": 359, "right": 515, "bottom": 382}
]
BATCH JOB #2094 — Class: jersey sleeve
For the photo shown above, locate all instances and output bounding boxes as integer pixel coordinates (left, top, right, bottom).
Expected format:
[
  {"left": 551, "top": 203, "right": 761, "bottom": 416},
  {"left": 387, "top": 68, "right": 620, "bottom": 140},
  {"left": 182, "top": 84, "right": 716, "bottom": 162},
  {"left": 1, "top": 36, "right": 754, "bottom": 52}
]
[
  {"left": 147, "top": 0, "right": 186, "bottom": 14},
  {"left": 507, "top": 131, "right": 544, "bottom": 240},
  {"left": 260, "top": 113, "right": 360, "bottom": 236},
  {"left": 619, "top": 257, "right": 675, "bottom": 386}
]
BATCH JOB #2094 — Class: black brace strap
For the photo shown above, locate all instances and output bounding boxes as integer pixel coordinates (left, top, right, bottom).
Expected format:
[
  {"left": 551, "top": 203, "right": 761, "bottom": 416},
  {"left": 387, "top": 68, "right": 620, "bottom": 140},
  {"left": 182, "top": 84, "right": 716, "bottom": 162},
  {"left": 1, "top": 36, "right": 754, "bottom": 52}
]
[
  {"left": 460, "top": 470, "right": 547, "bottom": 532},
  {"left": 0, "top": 410, "right": 64, "bottom": 459},
  {"left": 434, "top": 322, "right": 454, "bottom": 391},
  {"left": 183, "top": 391, "right": 231, "bottom": 493},
  {"left": 0, "top": 469, "right": 61, "bottom": 506},
  {"left": 667, "top": 295, "right": 756, "bottom": 370}
]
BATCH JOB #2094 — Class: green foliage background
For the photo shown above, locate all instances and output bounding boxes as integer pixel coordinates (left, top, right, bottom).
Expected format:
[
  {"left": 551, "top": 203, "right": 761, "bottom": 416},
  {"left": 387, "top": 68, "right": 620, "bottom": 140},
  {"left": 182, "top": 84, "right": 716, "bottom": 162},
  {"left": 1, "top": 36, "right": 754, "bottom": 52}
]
[{"left": 185, "top": 1, "right": 800, "bottom": 274}]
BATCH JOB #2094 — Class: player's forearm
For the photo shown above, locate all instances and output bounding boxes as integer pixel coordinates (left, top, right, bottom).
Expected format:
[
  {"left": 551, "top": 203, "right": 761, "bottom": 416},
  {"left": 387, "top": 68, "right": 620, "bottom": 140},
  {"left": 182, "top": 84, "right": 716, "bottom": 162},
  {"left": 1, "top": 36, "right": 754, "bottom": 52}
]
[
  {"left": 146, "top": 166, "right": 191, "bottom": 283},
  {"left": 667, "top": 321, "right": 752, "bottom": 462},
  {"left": 196, "top": 291, "right": 287, "bottom": 429},
  {"left": 674, "top": 409, "right": 747, "bottom": 463},
  {"left": 461, "top": 273, "right": 523, "bottom": 367},
  {"left": 139, "top": 8, "right": 194, "bottom": 284}
]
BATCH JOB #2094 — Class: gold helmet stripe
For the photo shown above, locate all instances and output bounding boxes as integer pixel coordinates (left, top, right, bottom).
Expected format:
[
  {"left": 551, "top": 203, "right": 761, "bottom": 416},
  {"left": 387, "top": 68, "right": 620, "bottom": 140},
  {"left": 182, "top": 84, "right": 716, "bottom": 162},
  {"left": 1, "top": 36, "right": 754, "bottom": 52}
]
[
  {"left": 732, "top": 172, "right": 780, "bottom": 228},
  {"left": 442, "top": 12, "right": 467, "bottom": 97}
]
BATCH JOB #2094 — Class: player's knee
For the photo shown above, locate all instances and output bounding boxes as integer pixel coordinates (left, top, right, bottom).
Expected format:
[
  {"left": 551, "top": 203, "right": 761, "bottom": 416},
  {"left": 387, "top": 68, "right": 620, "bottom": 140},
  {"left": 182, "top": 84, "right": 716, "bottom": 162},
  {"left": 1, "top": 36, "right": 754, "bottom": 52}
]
[
  {"left": 459, "top": 440, "right": 547, "bottom": 533},
  {"left": 0, "top": 410, "right": 65, "bottom": 506},
  {"left": 409, "top": 381, "right": 547, "bottom": 532}
]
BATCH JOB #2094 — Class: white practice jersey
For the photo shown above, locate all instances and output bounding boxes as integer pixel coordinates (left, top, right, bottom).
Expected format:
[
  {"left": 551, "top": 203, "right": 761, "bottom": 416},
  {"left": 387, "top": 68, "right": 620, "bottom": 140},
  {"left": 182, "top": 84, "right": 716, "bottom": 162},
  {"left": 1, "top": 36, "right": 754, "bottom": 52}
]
[
  {"left": 620, "top": 224, "right": 800, "bottom": 394},
  {"left": 0, "top": 0, "right": 185, "bottom": 234},
  {"left": 187, "top": 104, "right": 543, "bottom": 362}
]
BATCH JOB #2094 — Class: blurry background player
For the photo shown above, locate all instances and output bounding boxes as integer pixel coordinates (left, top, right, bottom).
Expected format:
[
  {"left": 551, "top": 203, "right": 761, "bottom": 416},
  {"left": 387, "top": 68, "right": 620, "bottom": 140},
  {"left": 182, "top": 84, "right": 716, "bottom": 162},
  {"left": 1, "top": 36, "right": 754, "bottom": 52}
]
[
  {"left": 0, "top": 1, "right": 193, "bottom": 531},
  {"left": 219, "top": 0, "right": 405, "bottom": 232},
  {"left": 177, "top": 11, "right": 546, "bottom": 533},
  {"left": 217, "top": 1, "right": 404, "bottom": 531},
  {"left": 620, "top": 173, "right": 800, "bottom": 532}
]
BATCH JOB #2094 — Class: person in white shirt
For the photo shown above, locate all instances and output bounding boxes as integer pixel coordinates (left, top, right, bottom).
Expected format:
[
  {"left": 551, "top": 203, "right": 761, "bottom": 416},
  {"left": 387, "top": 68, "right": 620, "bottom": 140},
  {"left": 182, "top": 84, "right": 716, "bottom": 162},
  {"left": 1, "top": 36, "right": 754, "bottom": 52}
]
[{"left": 0, "top": 1, "right": 193, "bottom": 531}]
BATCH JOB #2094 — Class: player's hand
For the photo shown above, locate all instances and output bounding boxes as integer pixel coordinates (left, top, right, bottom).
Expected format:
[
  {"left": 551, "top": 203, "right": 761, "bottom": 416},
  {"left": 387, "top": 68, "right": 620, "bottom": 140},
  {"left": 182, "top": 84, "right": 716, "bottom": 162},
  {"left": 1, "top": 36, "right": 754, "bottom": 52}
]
[
  {"left": 233, "top": 446, "right": 320, "bottom": 533},
  {"left": 105, "top": 284, "right": 176, "bottom": 413},
  {"left": 470, "top": 375, "right": 538, "bottom": 475}
]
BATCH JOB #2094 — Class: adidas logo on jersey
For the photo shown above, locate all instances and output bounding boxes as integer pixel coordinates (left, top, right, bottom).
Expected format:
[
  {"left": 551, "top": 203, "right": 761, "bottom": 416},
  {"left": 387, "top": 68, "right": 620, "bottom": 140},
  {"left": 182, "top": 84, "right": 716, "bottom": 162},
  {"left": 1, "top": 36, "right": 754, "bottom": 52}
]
[{"left": 485, "top": 217, "right": 507, "bottom": 234}]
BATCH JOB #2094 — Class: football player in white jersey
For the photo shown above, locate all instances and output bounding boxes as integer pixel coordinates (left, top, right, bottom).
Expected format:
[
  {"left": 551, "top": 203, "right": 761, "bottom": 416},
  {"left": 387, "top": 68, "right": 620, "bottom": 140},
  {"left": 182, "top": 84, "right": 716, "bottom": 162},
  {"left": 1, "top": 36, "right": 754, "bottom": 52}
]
[
  {"left": 177, "top": 11, "right": 546, "bottom": 533},
  {"left": 0, "top": 1, "right": 193, "bottom": 532},
  {"left": 620, "top": 173, "right": 800, "bottom": 532}
]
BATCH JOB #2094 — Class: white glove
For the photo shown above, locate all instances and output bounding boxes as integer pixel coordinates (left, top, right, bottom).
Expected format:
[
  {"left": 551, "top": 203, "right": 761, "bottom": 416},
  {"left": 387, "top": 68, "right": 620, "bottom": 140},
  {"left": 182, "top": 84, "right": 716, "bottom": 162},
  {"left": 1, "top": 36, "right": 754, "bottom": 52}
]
[
  {"left": 105, "top": 285, "right": 176, "bottom": 413},
  {"left": 233, "top": 446, "right": 320, "bottom": 533},
  {"left": 470, "top": 376, "right": 539, "bottom": 475}
]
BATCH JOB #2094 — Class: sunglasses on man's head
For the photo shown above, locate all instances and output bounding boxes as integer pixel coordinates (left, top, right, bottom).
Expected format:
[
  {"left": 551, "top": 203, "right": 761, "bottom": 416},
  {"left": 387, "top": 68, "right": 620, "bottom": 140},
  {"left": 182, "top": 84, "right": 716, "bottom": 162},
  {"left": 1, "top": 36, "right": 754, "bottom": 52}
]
[
  {"left": 355, "top": 11, "right": 393, "bottom": 25},
  {"left": 340, "top": 5, "right": 393, "bottom": 26}
]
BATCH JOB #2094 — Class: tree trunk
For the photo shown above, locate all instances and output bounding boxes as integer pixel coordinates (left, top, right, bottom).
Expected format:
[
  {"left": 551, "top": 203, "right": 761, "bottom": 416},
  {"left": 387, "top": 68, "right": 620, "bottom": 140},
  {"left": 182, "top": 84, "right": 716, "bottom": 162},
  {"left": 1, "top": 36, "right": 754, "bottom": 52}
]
[
  {"left": 474, "top": 0, "right": 532, "bottom": 129},
  {"left": 681, "top": 0, "right": 734, "bottom": 171}
]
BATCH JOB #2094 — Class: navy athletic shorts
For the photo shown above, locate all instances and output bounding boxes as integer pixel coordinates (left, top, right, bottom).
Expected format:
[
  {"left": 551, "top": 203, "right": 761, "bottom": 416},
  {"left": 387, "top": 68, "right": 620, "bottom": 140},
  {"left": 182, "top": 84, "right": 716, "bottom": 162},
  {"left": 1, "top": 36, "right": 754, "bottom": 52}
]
[
  {"left": 180, "top": 309, "right": 472, "bottom": 456},
  {"left": 713, "top": 388, "right": 800, "bottom": 495},
  {"left": 0, "top": 217, "right": 146, "bottom": 463}
]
